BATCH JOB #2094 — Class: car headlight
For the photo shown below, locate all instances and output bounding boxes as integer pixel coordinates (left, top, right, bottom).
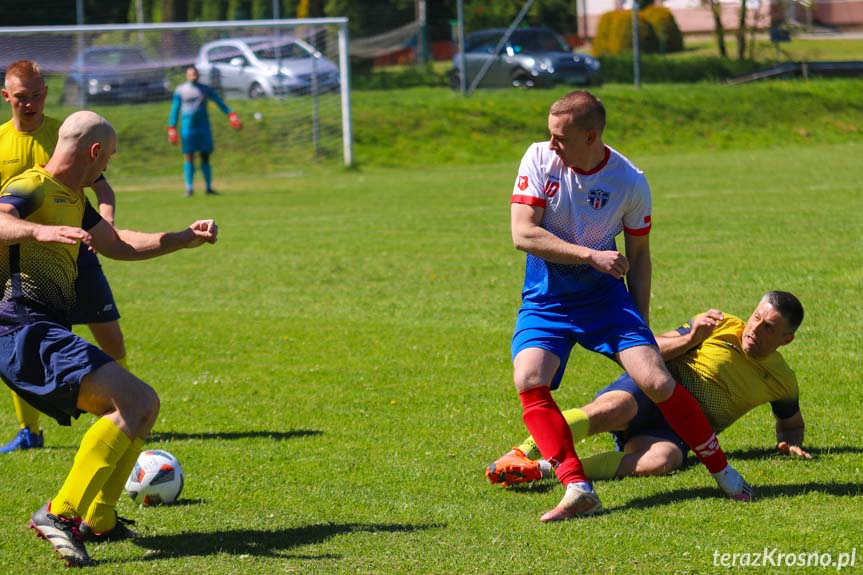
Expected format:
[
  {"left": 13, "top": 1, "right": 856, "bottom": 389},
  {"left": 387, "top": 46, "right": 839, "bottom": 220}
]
[
  {"left": 574, "top": 55, "right": 601, "bottom": 71},
  {"left": 87, "top": 78, "right": 111, "bottom": 94},
  {"left": 537, "top": 58, "right": 555, "bottom": 73}
]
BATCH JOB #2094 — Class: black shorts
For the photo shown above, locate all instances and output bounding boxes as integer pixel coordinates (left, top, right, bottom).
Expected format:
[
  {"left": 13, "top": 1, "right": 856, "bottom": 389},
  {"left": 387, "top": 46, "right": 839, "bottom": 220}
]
[
  {"left": 70, "top": 247, "right": 121, "bottom": 325},
  {"left": 594, "top": 373, "right": 690, "bottom": 456},
  {"left": 0, "top": 322, "right": 113, "bottom": 426}
]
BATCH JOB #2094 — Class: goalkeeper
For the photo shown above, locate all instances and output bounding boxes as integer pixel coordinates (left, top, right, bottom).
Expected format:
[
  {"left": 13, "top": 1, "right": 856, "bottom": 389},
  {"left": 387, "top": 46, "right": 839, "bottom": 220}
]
[
  {"left": 167, "top": 66, "right": 242, "bottom": 197},
  {"left": 487, "top": 291, "right": 811, "bottom": 485}
]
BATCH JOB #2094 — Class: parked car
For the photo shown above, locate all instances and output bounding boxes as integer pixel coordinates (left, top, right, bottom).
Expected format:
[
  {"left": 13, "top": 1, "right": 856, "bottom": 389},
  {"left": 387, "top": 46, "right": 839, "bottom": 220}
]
[
  {"left": 61, "top": 46, "right": 171, "bottom": 105},
  {"left": 195, "top": 36, "right": 340, "bottom": 98},
  {"left": 450, "top": 27, "right": 601, "bottom": 90}
]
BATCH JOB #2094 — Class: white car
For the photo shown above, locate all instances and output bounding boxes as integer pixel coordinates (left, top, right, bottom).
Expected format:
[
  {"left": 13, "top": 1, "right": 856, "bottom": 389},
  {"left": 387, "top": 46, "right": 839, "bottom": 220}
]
[{"left": 195, "top": 36, "right": 340, "bottom": 98}]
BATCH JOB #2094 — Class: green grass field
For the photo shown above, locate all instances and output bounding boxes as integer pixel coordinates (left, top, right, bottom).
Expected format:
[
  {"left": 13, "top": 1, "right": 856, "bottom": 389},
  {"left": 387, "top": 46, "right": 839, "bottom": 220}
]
[{"left": 0, "top": 81, "right": 862, "bottom": 573}]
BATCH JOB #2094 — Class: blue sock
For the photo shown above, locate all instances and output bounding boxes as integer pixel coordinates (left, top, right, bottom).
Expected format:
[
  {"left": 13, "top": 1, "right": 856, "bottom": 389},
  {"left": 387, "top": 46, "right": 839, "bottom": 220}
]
[
  {"left": 184, "top": 161, "right": 194, "bottom": 192},
  {"left": 201, "top": 163, "right": 212, "bottom": 191}
]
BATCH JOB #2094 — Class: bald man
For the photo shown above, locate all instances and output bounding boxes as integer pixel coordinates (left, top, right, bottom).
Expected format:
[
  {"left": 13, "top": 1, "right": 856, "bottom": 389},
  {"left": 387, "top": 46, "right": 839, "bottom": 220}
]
[
  {"left": 0, "top": 111, "right": 219, "bottom": 568},
  {"left": 1, "top": 59, "right": 130, "bottom": 455}
]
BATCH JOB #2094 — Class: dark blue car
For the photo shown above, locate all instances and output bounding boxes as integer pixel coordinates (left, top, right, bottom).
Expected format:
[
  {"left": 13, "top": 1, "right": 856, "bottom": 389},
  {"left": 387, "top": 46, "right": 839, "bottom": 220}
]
[{"left": 61, "top": 46, "right": 171, "bottom": 106}]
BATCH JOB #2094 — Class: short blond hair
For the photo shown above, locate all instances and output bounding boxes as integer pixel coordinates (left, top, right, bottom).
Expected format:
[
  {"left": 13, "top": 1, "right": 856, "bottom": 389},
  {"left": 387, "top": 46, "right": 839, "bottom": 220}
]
[{"left": 4, "top": 60, "right": 45, "bottom": 88}]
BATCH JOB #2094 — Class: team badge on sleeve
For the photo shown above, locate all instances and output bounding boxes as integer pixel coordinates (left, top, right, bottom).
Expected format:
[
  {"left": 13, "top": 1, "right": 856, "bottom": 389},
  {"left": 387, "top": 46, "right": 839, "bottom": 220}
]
[
  {"left": 517, "top": 175, "right": 529, "bottom": 191},
  {"left": 588, "top": 189, "right": 610, "bottom": 209}
]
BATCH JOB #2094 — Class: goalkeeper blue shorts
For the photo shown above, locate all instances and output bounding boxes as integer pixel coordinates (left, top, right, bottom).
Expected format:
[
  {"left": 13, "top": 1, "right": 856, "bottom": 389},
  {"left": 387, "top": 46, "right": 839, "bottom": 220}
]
[{"left": 181, "top": 128, "right": 214, "bottom": 154}]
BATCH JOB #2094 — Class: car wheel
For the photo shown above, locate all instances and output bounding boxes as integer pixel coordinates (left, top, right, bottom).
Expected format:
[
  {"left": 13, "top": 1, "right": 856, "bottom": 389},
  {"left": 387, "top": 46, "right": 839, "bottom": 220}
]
[
  {"left": 61, "top": 78, "right": 82, "bottom": 106},
  {"left": 248, "top": 82, "right": 266, "bottom": 99},
  {"left": 511, "top": 69, "right": 537, "bottom": 89}
]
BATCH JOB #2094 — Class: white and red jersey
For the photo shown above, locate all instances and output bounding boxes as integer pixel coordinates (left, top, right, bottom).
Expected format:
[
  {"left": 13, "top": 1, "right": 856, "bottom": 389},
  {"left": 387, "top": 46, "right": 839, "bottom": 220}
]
[{"left": 512, "top": 143, "right": 652, "bottom": 304}]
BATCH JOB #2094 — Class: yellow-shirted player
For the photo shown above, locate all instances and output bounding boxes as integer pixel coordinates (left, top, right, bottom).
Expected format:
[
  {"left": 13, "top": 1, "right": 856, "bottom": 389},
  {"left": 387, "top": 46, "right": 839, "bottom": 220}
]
[
  {"left": 487, "top": 291, "right": 809, "bottom": 485},
  {"left": 0, "top": 60, "right": 128, "bottom": 455},
  {"left": 0, "top": 110, "right": 218, "bottom": 567}
]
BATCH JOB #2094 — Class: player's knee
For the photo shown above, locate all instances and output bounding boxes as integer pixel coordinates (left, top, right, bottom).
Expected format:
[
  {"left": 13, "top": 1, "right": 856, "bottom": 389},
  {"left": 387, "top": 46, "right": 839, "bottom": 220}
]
[
  {"left": 583, "top": 392, "right": 637, "bottom": 432},
  {"left": 637, "top": 372, "right": 676, "bottom": 403},
  {"left": 118, "top": 380, "right": 159, "bottom": 434},
  {"left": 635, "top": 445, "right": 683, "bottom": 476}
]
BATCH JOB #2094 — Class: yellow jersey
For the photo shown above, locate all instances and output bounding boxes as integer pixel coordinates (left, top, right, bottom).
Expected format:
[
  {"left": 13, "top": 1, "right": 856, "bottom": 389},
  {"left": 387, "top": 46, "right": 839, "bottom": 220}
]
[
  {"left": 0, "top": 166, "right": 101, "bottom": 332},
  {"left": 0, "top": 116, "right": 62, "bottom": 188},
  {"left": 667, "top": 314, "right": 799, "bottom": 433}
]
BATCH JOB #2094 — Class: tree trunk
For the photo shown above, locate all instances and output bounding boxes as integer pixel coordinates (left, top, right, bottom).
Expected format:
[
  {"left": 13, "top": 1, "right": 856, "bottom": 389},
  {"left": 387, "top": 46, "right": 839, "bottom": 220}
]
[
  {"left": 737, "top": 0, "right": 748, "bottom": 60},
  {"left": 710, "top": 0, "right": 727, "bottom": 58}
]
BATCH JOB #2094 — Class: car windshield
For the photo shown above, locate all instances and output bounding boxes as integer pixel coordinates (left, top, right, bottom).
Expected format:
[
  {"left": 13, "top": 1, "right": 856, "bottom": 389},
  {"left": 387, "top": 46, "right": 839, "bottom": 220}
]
[
  {"left": 84, "top": 49, "right": 148, "bottom": 67},
  {"left": 509, "top": 30, "right": 570, "bottom": 53},
  {"left": 251, "top": 41, "right": 309, "bottom": 60}
]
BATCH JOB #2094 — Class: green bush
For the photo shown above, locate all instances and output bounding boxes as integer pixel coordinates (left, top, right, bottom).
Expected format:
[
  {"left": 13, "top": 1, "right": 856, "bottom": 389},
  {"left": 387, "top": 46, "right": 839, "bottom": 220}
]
[
  {"left": 598, "top": 54, "right": 764, "bottom": 83},
  {"left": 640, "top": 5, "right": 684, "bottom": 53},
  {"left": 593, "top": 9, "right": 659, "bottom": 57}
]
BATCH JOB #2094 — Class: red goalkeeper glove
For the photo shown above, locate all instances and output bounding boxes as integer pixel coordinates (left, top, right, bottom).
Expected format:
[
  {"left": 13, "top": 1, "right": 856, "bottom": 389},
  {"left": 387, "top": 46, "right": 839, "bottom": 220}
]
[
  {"left": 228, "top": 112, "right": 242, "bottom": 130},
  {"left": 167, "top": 126, "right": 179, "bottom": 144}
]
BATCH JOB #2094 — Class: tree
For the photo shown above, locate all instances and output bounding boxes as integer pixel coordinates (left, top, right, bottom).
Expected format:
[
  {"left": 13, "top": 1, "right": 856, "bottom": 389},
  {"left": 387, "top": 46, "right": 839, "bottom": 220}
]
[
  {"left": 736, "top": 0, "right": 748, "bottom": 60},
  {"left": 705, "top": 0, "right": 728, "bottom": 57}
]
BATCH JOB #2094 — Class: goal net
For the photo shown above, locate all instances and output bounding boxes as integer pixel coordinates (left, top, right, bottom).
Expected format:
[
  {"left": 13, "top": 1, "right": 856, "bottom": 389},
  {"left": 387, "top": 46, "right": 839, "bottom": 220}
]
[{"left": 0, "top": 18, "right": 353, "bottom": 182}]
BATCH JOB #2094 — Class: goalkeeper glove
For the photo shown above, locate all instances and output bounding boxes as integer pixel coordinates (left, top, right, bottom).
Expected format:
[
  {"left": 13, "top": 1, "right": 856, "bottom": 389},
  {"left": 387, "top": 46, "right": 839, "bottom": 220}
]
[
  {"left": 167, "top": 126, "right": 179, "bottom": 144},
  {"left": 228, "top": 112, "right": 242, "bottom": 130}
]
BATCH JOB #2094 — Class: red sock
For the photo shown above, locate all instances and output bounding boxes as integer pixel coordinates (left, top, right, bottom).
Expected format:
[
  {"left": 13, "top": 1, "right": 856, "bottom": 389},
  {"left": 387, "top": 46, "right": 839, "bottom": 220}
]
[
  {"left": 655, "top": 384, "right": 728, "bottom": 473},
  {"left": 519, "top": 386, "right": 587, "bottom": 484}
]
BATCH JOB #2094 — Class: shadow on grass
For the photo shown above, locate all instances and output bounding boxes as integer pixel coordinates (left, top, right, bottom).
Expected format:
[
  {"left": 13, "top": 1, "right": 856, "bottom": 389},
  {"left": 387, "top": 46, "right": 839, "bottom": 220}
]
[
  {"left": 610, "top": 481, "right": 862, "bottom": 512},
  {"left": 725, "top": 445, "right": 863, "bottom": 460},
  {"left": 148, "top": 429, "right": 323, "bottom": 442},
  {"left": 127, "top": 522, "right": 444, "bottom": 562}
]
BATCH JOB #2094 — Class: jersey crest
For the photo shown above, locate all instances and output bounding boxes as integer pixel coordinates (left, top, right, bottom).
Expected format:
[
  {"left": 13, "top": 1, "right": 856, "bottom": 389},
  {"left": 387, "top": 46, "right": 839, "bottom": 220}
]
[
  {"left": 517, "top": 175, "right": 528, "bottom": 191},
  {"left": 588, "top": 188, "right": 610, "bottom": 210}
]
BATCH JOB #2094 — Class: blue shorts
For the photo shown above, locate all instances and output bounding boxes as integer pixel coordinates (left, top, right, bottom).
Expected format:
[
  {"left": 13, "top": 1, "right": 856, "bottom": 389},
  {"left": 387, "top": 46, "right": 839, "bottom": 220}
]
[
  {"left": 69, "top": 246, "right": 121, "bottom": 325},
  {"left": 511, "top": 280, "right": 656, "bottom": 390},
  {"left": 181, "top": 128, "right": 214, "bottom": 154},
  {"left": 0, "top": 322, "right": 113, "bottom": 426},
  {"left": 595, "top": 373, "right": 689, "bottom": 455}
]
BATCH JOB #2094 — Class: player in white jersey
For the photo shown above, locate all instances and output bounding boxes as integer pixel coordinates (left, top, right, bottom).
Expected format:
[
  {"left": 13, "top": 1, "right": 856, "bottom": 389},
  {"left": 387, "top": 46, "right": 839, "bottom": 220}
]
[{"left": 508, "top": 90, "right": 751, "bottom": 522}]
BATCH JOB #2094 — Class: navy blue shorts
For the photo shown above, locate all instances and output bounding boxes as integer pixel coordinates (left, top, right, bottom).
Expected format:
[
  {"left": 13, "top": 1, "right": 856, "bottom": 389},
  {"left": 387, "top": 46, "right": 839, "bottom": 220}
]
[
  {"left": 0, "top": 322, "right": 113, "bottom": 426},
  {"left": 70, "top": 246, "right": 121, "bottom": 325},
  {"left": 595, "top": 373, "right": 689, "bottom": 455},
  {"left": 181, "top": 128, "right": 214, "bottom": 154},
  {"left": 512, "top": 280, "right": 656, "bottom": 390}
]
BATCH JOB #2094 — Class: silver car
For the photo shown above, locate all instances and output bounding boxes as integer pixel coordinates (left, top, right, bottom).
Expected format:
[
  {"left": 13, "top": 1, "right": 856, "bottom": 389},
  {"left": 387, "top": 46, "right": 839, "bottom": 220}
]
[
  {"left": 195, "top": 36, "right": 340, "bottom": 98},
  {"left": 451, "top": 27, "right": 601, "bottom": 90}
]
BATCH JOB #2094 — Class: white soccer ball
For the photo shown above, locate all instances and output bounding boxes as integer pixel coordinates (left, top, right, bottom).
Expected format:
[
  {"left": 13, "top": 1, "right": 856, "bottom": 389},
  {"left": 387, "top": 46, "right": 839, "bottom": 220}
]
[
  {"left": 125, "top": 449, "right": 184, "bottom": 506},
  {"left": 253, "top": 111, "right": 263, "bottom": 121}
]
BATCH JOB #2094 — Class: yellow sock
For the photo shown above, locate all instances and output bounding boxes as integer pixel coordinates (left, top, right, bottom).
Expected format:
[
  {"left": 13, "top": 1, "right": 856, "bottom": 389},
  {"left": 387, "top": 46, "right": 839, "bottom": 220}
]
[
  {"left": 51, "top": 417, "right": 131, "bottom": 519},
  {"left": 582, "top": 451, "right": 625, "bottom": 481},
  {"left": 84, "top": 437, "right": 143, "bottom": 532},
  {"left": 115, "top": 355, "right": 128, "bottom": 370},
  {"left": 517, "top": 408, "right": 591, "bottom": 459},
  {"left": 11, "top": 391, "right": 40, "bottom": 430}
]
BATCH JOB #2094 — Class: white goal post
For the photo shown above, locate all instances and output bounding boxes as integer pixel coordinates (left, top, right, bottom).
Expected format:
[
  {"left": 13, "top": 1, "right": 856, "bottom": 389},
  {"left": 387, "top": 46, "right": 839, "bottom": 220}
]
[{"left": 0, "top": 18, "right": 353, "bottom": 167}]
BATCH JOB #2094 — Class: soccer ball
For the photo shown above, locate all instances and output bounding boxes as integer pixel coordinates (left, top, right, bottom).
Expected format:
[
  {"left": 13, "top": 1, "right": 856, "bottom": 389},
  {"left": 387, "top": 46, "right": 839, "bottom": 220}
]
[{"left": 125, "top": 449, "right": 185, "bottom": 506}]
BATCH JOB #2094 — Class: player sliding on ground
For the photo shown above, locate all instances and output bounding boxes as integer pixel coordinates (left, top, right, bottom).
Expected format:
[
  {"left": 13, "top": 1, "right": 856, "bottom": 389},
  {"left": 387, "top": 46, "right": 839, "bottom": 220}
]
[
  {"left": 488, "top": 292, "right": 810, "bottom": 486},
  {"left": 0, "top": 111, "right": 219, "bottom": 567},
  {"left": 508, "top": 90, "right": 752, "bottom": 522}
]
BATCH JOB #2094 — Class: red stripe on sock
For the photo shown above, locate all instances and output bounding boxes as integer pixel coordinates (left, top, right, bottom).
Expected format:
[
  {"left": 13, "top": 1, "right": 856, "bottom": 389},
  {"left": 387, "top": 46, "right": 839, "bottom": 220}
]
[
  {"left": 519, "top": 386, "right": 586, "bottom": 484},
  {"left": 656, "top": 383, "right": 728, "bottom": 473}
]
